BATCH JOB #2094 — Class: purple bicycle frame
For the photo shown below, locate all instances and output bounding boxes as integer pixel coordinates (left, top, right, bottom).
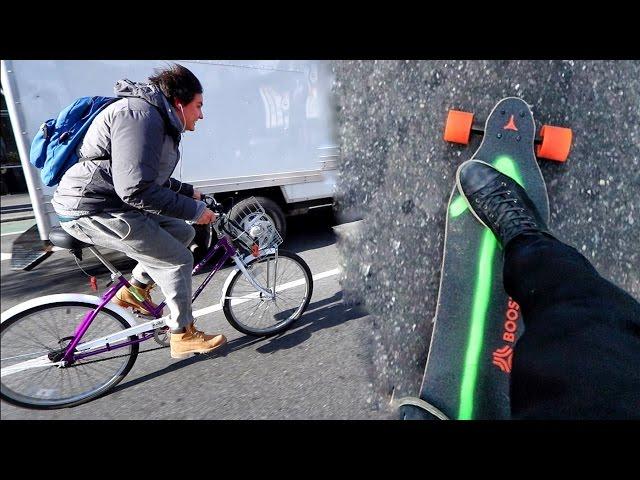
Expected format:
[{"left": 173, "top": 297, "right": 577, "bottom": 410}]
[{"left": 64, "top": 236, "right": 238, "bottom": 362}]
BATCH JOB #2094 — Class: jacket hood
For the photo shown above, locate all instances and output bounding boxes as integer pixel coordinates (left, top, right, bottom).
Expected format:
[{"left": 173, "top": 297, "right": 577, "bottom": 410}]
[{"left": 114, "top": 79, "right": 184, "bottom": 137}]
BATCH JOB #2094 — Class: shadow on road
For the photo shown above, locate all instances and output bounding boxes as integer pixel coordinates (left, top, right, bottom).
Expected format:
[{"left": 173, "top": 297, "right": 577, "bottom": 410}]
[
  {"left": 283, "top": 209, "right": 337, "bottom": 253},
  {"left": 110, "top": 291, "right": 368, "bottom": 396},
  {"left": 253, "top": 291, "right": 368, "bottom": 353},
  {"left": 0, "top": 252, "right": 136, "bottom": 298}
]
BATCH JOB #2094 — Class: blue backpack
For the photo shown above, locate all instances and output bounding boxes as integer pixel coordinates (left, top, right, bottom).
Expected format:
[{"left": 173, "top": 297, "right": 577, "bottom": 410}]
[{"left": 29, "top": 96, "right": 119, "bottom": 187}]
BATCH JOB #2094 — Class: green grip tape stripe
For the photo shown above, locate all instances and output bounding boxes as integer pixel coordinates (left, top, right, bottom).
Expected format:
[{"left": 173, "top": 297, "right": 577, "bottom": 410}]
[{"left": 456, "top": 156, "right": 524, "bottom": 420}]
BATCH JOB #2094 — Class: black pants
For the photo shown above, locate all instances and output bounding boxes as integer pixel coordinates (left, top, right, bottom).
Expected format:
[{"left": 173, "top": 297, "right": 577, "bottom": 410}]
[{"left": 503, "top": 234, "right": 640, "bottom": 419}]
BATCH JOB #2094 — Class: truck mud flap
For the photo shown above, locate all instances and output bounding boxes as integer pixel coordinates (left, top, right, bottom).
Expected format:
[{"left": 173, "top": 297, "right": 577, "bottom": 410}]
[{"left": 10, "top": 224, "right": 53, "bottom": 271}]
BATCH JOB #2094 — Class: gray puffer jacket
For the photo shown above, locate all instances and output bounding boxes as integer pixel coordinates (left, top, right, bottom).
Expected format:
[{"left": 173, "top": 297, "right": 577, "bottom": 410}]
[{"left": 52, "top": 79, "right": 206, "bottom": 222}]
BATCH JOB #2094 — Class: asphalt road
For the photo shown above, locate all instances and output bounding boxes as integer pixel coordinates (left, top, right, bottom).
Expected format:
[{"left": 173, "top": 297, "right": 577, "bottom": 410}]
[
  {"left": 331, "top": 60, "right": 640, "bottom": 403},
  {"left": 1, "top": 211, "right": 387, "bottom": 419}
]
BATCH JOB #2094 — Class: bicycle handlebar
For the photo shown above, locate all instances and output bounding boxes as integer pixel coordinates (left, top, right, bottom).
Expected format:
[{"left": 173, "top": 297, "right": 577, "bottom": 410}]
[
  {"left": 201, "top": 194, "right": 240, "bottom": 239},
  {"left": 201, "top": 194, "right": 224, "bottom": 214}
]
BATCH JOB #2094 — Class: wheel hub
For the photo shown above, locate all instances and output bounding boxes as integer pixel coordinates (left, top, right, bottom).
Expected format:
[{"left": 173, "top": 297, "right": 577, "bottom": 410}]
[{"left": 48, "top": 336, "right": 74, "bottom": 363}]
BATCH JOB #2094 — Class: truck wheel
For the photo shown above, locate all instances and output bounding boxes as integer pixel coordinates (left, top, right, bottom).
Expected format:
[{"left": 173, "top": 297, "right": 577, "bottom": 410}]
[
  {"left": 190, "top": 223, "right": 213, "bottom": 264},
  {"left": 230, "top": 196, "right": 287, "bottom": 242}
]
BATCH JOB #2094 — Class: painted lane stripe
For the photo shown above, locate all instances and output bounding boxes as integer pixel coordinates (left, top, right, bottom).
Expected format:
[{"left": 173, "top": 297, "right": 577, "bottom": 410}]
[
  {"left": 1, "top": 230, "right": 27, "bottom": 237},
  {"left": 0, "top": 219, "right": 37, "bottom": 237},
  {"left": 192, "top": 267, "right": 340, "bottom": 318}
]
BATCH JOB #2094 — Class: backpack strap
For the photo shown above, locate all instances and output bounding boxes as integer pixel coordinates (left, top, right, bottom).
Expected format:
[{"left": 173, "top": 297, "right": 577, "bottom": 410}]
[{"left": 77, "top": 155, "right": 111, "bottom": 162}]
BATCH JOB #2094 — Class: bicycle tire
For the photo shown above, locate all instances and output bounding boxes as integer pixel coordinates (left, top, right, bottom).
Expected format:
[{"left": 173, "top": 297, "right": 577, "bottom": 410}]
[
  {"left": 222, "top": 250, "right": 313, "bottom": 336},
  {"left": 1, "top": 301, "right": 139, "bottom": 410}
]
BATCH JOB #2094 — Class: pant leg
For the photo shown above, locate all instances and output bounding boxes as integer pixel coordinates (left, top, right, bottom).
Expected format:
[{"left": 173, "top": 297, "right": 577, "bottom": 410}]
[
  {"left": 61, "top": 211, "right": 196, "bottom": 331},
  {"left": 130, "top": 214, "right": 196, "bottom": 285},
  {"left": 503, "top": 233, "right": 640, "bottom": 419}
]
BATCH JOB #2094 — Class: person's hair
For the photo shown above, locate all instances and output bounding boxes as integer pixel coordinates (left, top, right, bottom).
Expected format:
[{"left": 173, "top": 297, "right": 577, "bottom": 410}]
[{"left": 148, "top": 63, "right": 202, "bottom": 106}]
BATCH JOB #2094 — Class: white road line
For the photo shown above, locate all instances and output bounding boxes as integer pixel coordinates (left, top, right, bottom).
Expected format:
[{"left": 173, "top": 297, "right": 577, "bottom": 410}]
[
  {"left": 1, "top": 230, "right": 27, "bottom": 237},
  {"left": 192, "top": 267, "right": 340, "bottom": 318},
  {"left": 0, "top": 265, "right": 341, "bottom": 314}
]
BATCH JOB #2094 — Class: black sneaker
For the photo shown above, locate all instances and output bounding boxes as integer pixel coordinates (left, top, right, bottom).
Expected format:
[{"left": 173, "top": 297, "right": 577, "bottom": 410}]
[{"left": 455, "top": 160, "right": 550, "bottom": 248}]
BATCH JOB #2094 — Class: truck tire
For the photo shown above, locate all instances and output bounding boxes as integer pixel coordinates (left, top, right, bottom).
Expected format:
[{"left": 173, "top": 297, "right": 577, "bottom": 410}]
[
  {"left": 190, "top": 223, "right": 214, "bottom": 264},
  {"left": 230, "top": 196, "right": 287, "bottom": 242}
]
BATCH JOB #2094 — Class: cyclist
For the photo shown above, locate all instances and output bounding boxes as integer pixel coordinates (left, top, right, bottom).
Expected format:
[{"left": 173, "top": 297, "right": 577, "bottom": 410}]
[{"left": 51, "top": 63, "right": 227, "bottom": 359}]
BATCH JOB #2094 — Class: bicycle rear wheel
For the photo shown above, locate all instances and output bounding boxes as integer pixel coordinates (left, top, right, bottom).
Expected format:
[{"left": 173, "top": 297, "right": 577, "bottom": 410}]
[
  {"left": 223, "top": 250, "right": 313, "bottom": 336},
  {"left": 1, "top": 302, "right": 138, "bottom": 410}
]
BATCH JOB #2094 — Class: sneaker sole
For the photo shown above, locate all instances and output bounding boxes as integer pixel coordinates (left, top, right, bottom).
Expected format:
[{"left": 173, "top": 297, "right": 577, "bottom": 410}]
[{"left": 170, "top": 338, "right": 228, "bottom": 359}]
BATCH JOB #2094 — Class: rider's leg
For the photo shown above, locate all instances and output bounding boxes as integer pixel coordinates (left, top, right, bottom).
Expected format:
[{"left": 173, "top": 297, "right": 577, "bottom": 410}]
[
  {"left": 456, "top": 160, "right": 640, "bottom": 419},
  {"left": 59, "top": 211, "right": 226, "bottom": 355},
  {"left": 61, "top": 211, "right": 193, "bottom": 328},
  {"left": 118, "top": 215, "right": 198, "bottom": 314},
  {"left": 504, "top": 234, "right": 640, "bottom": 419},
  {"left": 129, "top": 214, "right": 197, "bottom": 288}
]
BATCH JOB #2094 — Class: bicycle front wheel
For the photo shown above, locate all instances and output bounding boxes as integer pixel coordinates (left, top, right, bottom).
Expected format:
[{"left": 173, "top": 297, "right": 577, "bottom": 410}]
[
  {"left": 223, "top": 250, "right": 313, "bottom": 336},
  {"left": 1, "top": 302, "right": 139, "bottom": 410}
]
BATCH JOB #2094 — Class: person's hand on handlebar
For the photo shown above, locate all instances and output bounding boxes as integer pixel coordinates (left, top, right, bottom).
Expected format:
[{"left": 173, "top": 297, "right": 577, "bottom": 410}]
[
  {"left": 201, "top": 194, "right": 224, "bottom": 213},
  {"left": 195, "top": 208, "right": 218, "bottom": 225}
]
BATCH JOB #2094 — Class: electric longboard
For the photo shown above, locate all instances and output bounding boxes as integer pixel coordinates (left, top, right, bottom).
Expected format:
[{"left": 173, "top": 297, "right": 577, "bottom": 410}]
[{"left": 398, "top": 97, "right": 571, "bottom": 420}]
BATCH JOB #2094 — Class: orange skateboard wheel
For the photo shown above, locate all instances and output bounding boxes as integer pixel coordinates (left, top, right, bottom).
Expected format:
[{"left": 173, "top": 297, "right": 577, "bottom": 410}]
[
  {"left": 536, "top": 125, "right": 572, "bottom": 162},
  {"left": 444, "top": 110, "right": 474, "bottom": 144}
]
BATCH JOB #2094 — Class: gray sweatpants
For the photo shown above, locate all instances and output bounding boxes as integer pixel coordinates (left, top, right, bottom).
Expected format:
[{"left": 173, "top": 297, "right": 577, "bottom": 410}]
[{"left": 60, "top": 210, "right": 195, "bottom": 330}]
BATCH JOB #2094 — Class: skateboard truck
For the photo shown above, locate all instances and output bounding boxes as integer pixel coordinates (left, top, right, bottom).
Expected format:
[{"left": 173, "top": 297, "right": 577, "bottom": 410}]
[
  {"left": 395, "top": 397, "right": 450, "bottom": 420},
  {"left": 444, "top": 109, "right": 572, "bottom": 162}
]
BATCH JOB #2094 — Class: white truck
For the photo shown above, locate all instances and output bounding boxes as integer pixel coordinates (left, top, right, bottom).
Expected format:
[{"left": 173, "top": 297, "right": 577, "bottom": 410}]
[{"left": 1, "top": 60, "right": 339, "bottom": 270}]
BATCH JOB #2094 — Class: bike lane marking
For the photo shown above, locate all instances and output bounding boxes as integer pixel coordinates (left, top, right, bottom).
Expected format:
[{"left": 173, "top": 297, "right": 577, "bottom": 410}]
[
  {"left": 0, "top": 219, "right": 37, "bottom": 237},
  {"left": 2, "top": 220, "right": 37, "bottom": 260},
  {"left": 192, "top": 268, "right": 341, "bottom": 318}
]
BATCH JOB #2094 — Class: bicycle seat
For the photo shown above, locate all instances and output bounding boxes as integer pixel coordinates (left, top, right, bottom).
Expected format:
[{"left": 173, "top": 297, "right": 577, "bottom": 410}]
[{"left": 49, "top": 226, "right": 92, "bottom": 250}]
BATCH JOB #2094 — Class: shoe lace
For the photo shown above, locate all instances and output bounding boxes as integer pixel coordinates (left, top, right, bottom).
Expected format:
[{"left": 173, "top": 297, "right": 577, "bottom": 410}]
[
  {"left": 189, "top": 325, "right": 206, "bottom": 339},
  {"left": 475, "top": 181, "right": 538, "bottom": 239}
]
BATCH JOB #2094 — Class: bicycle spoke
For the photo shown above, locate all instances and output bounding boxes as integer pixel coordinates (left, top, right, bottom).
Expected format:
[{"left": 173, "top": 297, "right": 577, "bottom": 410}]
[
  {"left": 274, "top": 295, "right": 298, "bottom": 310},
  {"left": 233, "top": 299, "right": 262, "bottom": 314},
  {"left": 45, "top": 311, "right": 66, "bottom": 344},
  {"left": 246, "top": 301, "right": 265, "bottom": 320},
  {"left": 5, "top": 329, "right": 52, "bottom": 354},
  {"left": 275, "top": 290, "right": 300, "bottom": 303},
  {"left": 37, "top": 313, "right": 59, "bottom": 342},
  {"left": 256, "top": 301, "right": 273, "bottom": 323}
]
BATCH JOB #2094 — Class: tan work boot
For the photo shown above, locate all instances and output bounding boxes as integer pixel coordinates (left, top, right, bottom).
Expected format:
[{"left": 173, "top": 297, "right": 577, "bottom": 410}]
[
  {"left": 170, "top": 323, "right": 227, "bottom": 359},
  {"left": 113, "top": 282, "right": 163, "bottom": 316}
]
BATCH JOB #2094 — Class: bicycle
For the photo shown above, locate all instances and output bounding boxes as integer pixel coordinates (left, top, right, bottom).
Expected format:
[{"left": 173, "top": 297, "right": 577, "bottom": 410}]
[{"left": 0, "top": 196, "right": 313, "bottom": 409}]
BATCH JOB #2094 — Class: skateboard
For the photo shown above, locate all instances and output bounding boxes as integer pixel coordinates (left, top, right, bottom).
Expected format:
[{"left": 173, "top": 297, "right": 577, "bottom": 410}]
[{"left": 398, "top": 97, "right": 572, "bottom": 419}]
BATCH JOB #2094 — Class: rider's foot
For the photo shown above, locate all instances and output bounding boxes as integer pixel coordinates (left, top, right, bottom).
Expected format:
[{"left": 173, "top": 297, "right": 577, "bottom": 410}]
[
  {"left": 113, "top": 281, "right": 163, "bottom": 316},
  {"left": 456, "top": 159, "right": 552, "bottom": 248},
  {"left": 170, "top": 323, "right": 227, "bottom": 359}
]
